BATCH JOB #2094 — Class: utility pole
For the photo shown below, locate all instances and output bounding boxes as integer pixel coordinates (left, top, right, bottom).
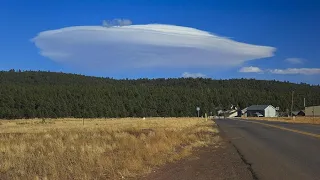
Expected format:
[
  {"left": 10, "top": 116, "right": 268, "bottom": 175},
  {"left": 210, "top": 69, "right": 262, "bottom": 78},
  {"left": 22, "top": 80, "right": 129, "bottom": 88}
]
[
  {"left": 312, "top": 105, "right": 315, "bottom": 124},
  {"left": 291, "top": 91, "right": 294, "bottom": 117}
]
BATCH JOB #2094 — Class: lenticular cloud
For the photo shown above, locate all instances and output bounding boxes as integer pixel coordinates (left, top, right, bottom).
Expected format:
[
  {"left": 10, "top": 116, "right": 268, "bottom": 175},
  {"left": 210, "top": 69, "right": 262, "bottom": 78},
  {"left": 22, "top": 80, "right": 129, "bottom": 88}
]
[{"left": 32, "top": 24, "right": 275, "bottom": 70}]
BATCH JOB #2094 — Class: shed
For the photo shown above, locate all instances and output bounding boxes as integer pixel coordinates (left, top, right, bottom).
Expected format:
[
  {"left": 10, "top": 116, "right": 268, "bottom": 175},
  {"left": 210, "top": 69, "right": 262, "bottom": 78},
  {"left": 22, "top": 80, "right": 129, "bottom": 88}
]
[{"left": 246, "top": 105, "right": 277, "bottom": 117}]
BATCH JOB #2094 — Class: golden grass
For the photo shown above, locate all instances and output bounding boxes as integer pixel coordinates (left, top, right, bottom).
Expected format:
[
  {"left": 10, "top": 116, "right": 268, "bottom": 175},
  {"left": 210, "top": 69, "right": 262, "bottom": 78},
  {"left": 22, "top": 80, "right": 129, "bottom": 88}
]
[
  {"left": 0, "top": 118, "right": 219, "bottom": 180},
  {"left": 243, "top": 116, "right": 320, "bottom": 124}
]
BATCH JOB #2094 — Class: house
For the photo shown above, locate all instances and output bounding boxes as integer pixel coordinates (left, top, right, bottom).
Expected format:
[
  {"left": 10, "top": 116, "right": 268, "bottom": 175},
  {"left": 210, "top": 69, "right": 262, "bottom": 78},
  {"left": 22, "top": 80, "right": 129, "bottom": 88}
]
[
  {"left": 246, "top": 105, "right": 277, "bottom": 117},
  {"left": 305, "top": 106, "right": 320, "bottom": 116},
  {"left": 228, "top": 110, "right": 238, "bottom": 118},
  {"left": 241, "top": 108, "right": 248, "bottom": 117},
  {"left": 292, "top": 110, "right": 305, "bottom": 116}
]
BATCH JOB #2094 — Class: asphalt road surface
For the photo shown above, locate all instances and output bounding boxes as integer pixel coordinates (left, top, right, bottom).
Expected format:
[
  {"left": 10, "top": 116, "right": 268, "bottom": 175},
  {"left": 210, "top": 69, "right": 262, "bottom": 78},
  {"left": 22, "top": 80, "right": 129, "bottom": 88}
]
[{"left": 215, "top": 118, "right": 320, "bottom": 180}]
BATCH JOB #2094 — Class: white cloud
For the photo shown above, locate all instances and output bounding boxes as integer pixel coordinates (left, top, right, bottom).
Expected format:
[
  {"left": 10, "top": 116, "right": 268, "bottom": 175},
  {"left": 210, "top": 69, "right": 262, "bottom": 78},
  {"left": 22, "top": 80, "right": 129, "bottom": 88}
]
[
  {"left": 239, "top": 66, "right": 263, "bottom": 73},
  {"left": 102, "top": 19, "right": 132, "bottom": 27},
  {"left": 182, "top": 72, "right": 207, "bottom": 78},
  {"left": 32, "top": 24, "right": 275, "bottom": 71},
  {"left": 239, "top": 66, "right": 320, "bottom": 75},
  {"left": 285, "top": 58, "right": 305, "bottom": 64},
  {"left": 269, "top": 68, "right": 320, "bottom": 75}
]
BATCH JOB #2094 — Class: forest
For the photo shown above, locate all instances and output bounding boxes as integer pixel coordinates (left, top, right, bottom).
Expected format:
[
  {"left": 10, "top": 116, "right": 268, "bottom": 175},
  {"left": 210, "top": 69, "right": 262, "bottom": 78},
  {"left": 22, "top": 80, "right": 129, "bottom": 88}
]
[{"left": 0, "top": 70, "right": 319, "bottom": 119}]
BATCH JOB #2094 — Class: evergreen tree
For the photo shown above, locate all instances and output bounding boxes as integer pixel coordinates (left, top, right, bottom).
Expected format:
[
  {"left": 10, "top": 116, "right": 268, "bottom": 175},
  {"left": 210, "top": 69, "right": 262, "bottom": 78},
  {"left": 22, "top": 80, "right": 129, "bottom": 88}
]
[{"left": 0, "top": 70, "right": 319, "bottom": 119}]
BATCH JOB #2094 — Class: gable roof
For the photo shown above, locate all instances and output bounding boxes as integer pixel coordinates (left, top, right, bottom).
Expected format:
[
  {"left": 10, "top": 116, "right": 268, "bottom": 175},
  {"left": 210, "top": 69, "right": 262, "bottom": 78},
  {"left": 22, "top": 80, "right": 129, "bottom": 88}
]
[
  {"left": 242, "top": 107, "right": 248, "bottom": 113},
  {"left": 247, "top": 105, "right": 272, "bottom": 111},
  {"left": 292, "top": 110, "right": 305, "bottom": 116}
]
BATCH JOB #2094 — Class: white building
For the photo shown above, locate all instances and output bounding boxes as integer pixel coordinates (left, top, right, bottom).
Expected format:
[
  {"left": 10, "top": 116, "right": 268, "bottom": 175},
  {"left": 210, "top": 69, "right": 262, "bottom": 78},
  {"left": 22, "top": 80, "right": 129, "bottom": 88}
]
[{"left": 246, "top": 105, "right": 277, "bottom": 117}]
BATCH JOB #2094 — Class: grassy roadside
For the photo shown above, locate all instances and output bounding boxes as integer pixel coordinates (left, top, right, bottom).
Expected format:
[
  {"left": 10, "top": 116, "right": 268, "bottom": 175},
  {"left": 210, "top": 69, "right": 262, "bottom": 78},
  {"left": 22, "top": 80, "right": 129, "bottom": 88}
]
[
  {"left": 0, "top": 118, "right": 219, "bottom": 180},
  {"left": 242, "top": 117, "right": 320, "bottom": 125}
]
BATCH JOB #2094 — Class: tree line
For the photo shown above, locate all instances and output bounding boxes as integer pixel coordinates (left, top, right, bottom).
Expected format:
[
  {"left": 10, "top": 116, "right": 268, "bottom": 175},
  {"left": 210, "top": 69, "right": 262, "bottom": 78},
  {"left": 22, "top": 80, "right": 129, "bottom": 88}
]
[{"left": 0, "top": 70, "right": 319, "bottom": 119}]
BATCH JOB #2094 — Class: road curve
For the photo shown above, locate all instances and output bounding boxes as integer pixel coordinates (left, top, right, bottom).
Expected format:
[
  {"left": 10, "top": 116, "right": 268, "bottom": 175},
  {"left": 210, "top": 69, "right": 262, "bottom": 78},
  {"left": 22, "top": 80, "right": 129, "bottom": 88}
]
[{"left": 215, "top": 118, "right": 320, "bottom": 180}]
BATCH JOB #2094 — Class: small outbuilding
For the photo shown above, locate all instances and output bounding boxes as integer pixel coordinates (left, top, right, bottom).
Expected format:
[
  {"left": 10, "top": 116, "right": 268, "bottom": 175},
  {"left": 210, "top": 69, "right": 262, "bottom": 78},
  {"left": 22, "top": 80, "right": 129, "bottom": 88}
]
[{"left": 246, "top": 105, "right": 277, "bottom": 117}]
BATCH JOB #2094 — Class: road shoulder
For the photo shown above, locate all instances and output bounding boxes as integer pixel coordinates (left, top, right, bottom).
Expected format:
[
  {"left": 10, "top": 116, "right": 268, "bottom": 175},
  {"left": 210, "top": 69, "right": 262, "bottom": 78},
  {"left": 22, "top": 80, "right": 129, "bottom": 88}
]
[{"left": 141, "top": 137, "right": 254, "bottom": 180}]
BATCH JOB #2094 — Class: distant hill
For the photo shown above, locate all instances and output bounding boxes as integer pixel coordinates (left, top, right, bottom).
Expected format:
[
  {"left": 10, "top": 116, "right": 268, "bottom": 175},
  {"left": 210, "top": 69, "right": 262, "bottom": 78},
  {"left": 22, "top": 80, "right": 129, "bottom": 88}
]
[{"left": 0, "top": 70, "right": 319, "bottom": 119}]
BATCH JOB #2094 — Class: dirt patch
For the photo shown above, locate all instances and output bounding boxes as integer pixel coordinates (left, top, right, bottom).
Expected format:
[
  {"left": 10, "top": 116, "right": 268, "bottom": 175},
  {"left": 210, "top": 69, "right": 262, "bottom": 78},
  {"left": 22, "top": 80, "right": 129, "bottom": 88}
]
[{"left": 140, "top": 140, "right": 253, "bottom": 180}]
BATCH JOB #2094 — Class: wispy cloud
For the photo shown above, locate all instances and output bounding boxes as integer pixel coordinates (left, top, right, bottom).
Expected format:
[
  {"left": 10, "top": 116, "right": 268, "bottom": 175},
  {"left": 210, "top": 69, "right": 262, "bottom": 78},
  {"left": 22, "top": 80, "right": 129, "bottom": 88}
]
[
  {"left": 269, "top": 68, "right": 320, "bottom": 75},
  {"left": 239, "top": 66, "right": 320, "bottom": 75},
  {"left": 239, "top": 66, "right": 263, "bottom": 73},
  {"left": 32, "top": 24, "right": 275, "bottom": 71},
  {"left": 285, "top": 58, "right": 305, "bottom": 64},
  {"left": 182, "top": 72, "right": 207, "bottom": 78},
  {"left": 102, "top": 19, "right": 132, "bottom": 27}
]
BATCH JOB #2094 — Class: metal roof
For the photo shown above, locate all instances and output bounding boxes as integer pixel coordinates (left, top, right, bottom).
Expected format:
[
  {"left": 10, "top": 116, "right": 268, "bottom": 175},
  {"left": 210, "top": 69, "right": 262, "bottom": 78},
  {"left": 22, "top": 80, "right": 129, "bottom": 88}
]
[{"left": 247, "top": 105, "right": 272, "bottom": 111}]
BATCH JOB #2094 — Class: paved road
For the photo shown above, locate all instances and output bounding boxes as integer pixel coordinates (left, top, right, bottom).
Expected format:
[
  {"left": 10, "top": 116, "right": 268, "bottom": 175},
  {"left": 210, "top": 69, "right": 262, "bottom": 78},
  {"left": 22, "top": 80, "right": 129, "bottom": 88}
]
[{"left": 215, "top": 118, "right": 320, "bottom": 180}]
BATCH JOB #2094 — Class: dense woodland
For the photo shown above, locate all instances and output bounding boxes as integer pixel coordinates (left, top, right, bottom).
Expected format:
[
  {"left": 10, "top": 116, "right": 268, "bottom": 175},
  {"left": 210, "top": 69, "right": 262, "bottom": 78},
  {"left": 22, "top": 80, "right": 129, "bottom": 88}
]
[{"left": 0, "top": 70, "right": 319, "bottom": 119}]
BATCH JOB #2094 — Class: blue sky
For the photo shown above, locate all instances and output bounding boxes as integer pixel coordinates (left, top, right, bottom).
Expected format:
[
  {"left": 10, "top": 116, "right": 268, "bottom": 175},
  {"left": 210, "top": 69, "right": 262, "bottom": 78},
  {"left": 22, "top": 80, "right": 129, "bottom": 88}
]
[{"left": 1, "top": 0, "right": 320, "bottom": 84}]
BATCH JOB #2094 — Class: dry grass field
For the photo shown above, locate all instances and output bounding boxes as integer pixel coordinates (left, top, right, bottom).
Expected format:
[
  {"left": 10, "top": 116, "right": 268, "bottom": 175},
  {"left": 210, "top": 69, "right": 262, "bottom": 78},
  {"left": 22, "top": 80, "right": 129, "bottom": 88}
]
[
  {"left": 243, "top": 116, "right": 320, "bottom": 124},
  {"left": 0, "top": 118, "right": 219, "bottom": 180}
]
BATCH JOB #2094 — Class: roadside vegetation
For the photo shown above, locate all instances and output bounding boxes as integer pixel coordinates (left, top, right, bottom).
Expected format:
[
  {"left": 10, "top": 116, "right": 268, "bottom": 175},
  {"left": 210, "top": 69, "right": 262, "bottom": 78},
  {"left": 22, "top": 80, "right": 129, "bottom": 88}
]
[
  {"left": 243, "top": 116, "right": 320, "bottom": 124},
  {"left": 0, "top": 118, "right": 219, "bottom": 179}
]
